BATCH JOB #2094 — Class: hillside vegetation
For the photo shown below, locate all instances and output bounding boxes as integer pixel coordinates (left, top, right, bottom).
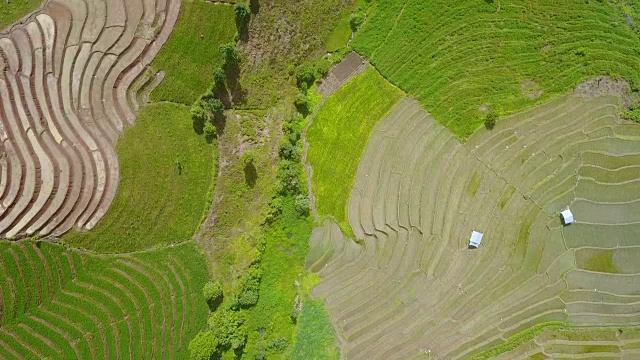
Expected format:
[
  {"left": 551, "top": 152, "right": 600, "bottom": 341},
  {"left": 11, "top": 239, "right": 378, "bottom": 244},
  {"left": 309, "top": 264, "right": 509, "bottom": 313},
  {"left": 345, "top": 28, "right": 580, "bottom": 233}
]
[
  {"left": 63, "top": 103, "right": 217, "bottom": 253},
  {"left": 353, "top": 0, "right": 640, "bottom": 137},
  {"left": 0, "top": 0, "right": 41, "bottom": 29},
  {"left": 0, "top": 241, "right": 208, "bottom": 359}
]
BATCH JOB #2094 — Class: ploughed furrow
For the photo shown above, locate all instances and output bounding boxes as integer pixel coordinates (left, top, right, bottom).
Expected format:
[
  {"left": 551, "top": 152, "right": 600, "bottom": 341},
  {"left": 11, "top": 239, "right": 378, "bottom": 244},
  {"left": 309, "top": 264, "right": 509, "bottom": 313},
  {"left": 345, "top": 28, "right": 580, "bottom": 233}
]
[
  {"left": 0, "top": 0, "right": 178, "bottom": 239},
  {"left": 0, "top": 241, "right": 205, "bottom": 359},
  {"left": 308, "top": 82, "right": 640, "bottom": 359}
]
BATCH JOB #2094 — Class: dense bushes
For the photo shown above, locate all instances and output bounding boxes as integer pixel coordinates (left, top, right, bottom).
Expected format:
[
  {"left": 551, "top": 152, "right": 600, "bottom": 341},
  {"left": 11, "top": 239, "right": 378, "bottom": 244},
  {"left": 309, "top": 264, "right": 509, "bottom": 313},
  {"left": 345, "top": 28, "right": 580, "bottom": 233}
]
[{"left": 485, "top": 110, "right": 498, "bottom": 130}]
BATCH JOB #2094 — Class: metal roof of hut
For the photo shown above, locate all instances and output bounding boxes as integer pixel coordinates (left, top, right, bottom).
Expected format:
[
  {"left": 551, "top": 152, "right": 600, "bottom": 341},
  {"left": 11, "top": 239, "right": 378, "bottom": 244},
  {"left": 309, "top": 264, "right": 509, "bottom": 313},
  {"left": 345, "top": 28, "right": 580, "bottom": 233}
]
[
  {"left": 561, "top": 209, "right": 574, "bottom": 225},
  {"left": 469, "top": 231, "right": 483, "bottom": 248}
]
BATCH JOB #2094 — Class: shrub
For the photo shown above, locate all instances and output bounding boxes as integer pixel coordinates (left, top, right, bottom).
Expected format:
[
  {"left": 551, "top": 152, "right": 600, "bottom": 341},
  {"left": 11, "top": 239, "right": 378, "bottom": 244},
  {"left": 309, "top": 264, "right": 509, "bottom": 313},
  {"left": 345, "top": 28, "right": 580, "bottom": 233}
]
[
  {"left": 207, "top": 310, "right": 248, "bottom": 350},
  {"left": 485, "top": 109, "right": 498, "bottom": 130},
  {"left": 277, "top": 160, "right": 303, "bottom": 195},
  {"left": 294, "top": 194, "right": 310, "bottom": 216},
  {"left": 191, "top": 102, "right": 209, "bottom": 124},
  {"left": 207, "top": 97, "right": 225, "bottom": 115},
  {"left": 241, "top": 150, "right": 256, "bottom": 166},
  {"left": 220, "top": 43, "right": 240, "bottom": 67},
  {"left": 294, "top": 93, "right": 310, "bottom": 115},
  {"left": 235, "top": 3, "right": 250, "bottom": 31},
  {"left": 296, "top": 64, "right": 317, "bottom": 89},
  {"left": 188, "top": 330, "right": 219, "bottom": 360},
  {"left": 622, "top": 103, "right": 640, "bottom": 123},
  {"left": 203, "top": 280, "right": 223, "bottom": 303},
  {"left": 236, "top": 266, "right": 262, "bottom": 308},
  {"left": 350, "top": 11, "right": 365, "bottom": 31},
  {"left": 204, "top": 122, "right": 217, "bottom": 140},
  {"left": 279, "top": 139, "right": 301, "bottom": 162},
  {"left": 213, "top": 68, "right": 226, "bottom": 89}
]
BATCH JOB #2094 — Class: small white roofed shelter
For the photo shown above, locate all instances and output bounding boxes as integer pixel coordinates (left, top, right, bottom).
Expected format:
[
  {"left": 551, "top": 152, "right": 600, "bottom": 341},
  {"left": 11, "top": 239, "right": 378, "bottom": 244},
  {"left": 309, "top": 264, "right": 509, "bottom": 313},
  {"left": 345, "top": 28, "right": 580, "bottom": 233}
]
[
  {"left": 469, "top": 231, "right": 483, "bottom": 248},
  {"left": 561, "top": 209, "right": 574, "bottom": 225}
]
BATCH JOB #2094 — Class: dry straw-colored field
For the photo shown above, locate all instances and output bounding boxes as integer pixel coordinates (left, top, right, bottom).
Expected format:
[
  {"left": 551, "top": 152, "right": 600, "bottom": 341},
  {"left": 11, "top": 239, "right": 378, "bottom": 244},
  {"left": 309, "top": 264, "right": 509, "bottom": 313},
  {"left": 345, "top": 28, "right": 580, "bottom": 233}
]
[
  {"left": 0, "top": 0, "right": 177, "bottom": 238},
  {"left": 308, "top": 78, "right": 640, "bottom": 359}
]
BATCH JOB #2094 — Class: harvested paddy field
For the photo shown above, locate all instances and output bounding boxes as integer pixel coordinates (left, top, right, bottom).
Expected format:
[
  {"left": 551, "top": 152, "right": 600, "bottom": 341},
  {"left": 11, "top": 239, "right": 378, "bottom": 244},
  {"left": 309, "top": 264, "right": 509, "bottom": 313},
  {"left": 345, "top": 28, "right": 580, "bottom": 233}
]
[
  {"left": 308, "top": 79, "right": 640, "bottom": 359},
  {"left": 353, "top": 0, "right": 640, "bottom": 138},
  {"left": 0, "top": 0, "right": 177, "bottom": 239}
]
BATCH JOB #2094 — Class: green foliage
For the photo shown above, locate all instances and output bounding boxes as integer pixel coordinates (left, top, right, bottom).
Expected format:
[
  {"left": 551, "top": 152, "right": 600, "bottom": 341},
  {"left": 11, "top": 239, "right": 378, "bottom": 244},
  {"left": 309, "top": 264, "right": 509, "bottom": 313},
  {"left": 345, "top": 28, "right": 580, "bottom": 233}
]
[
  {"left": 203, "top": 281, "right": 224, "bottom": 303},
  {"left": 242, "top": 150, "right": 257, "bottom": 166},
  {"left": 277, "top": 160, "right": 304, "bottom": 195},
  {"left": 349, "top": 11, "right": 365, "bottom": 31},
  {"left": 353, "top": 0, "right": 640, "bottom": 138},
  {"left": 294, "top": 194, "right": 310, "bottom": 216},
  {"left": 307, "top": 67, "right": 402, "bottom": 235},
  {"left": 622, "top": 103, "right": 640, "bottom": 123},
  {"left": 294, "top": 93, "right": 310, "bottom": 114},
  {"left": 214, "top": 68, "right": 227, "bottom": 89},
  {"left": 204, "top": 122, "right": 218, "bottom": 140},
  {"left": 207, "top": 97, "right": 225, "bottom": 115},
  {"left": 235, "top": 3, "right": 251, "bottom": 32},
  {"left": 151, "top": 1, "right": 236, "bottom": 104},
  {"left": 279, "top": 139, "right": 301, "bottom": 162},
  {"left": 220, "top": 42, "right": 241, "bottom": 68},
  {"left": 237, "top": 266, "right": 262, "bottom": 308},
  {"left": 63, "top": 103, "right": 217, "bottom": 252},
  {"left": 189, "top": 330, "right": 219, "bottom": 360},
  {"left": 0, "top": 241, "right": 209, "bottom": 359},
  {"left": 207, "top": 310, "right": 248, "bottom": 350},
  {"left": 191, "top": 101, "right": 209, "bottom": 126},
  {"left": 485, "top": 109, "right": 498, "bottom": 130}
]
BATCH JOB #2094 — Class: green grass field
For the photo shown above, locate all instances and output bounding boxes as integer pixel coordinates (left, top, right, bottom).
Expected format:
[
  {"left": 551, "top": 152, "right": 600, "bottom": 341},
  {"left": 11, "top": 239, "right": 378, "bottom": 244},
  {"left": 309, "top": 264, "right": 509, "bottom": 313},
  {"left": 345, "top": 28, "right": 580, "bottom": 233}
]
[
  {"left": 307, "top": 67, "right": 402, "bottom": 234},
  {"left": 151, "top": 1, "right": 236, "bottom": 105},
  {"left": 0, "top": 0, "right": 41, "bottom": 30},
  {"left": 325, "top": 15, "right": 351, "bottom": 52},
  {"left": 292, "top": 297, "right": 340, "bottom": 360},
  {"left": 353, "top": 0, "right": 640, "bottom": 138},
  {"left": 0, "top": 240, "right": 209, "bottom": 359},
  {"left": 63, "top": 103, "right": 217, "bottom": 253}
]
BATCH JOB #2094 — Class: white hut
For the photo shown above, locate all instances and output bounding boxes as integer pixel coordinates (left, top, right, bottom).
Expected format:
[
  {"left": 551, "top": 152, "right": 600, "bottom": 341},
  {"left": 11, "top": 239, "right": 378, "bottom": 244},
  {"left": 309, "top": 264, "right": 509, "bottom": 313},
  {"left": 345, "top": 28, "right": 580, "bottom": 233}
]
[
  {"left": 561, "top": 209, "right": 574, "bottom": 225},
  {"left": 469, "top": 231, "right": 483, "bottom": 248}
]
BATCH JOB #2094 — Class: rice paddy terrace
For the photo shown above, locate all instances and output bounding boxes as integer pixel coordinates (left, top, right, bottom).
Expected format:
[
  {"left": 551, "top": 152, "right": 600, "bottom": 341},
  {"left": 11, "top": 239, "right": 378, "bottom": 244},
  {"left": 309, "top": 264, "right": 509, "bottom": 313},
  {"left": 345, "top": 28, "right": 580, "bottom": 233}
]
[
  {"left": 0, "top": 0, "right": 177, "bottom": 238},
  {"left": 0, "top": 241, "right": 208, "bottom": 359},
  {"left": 307, "top": 79, "right": 640, "bottom": 359}
]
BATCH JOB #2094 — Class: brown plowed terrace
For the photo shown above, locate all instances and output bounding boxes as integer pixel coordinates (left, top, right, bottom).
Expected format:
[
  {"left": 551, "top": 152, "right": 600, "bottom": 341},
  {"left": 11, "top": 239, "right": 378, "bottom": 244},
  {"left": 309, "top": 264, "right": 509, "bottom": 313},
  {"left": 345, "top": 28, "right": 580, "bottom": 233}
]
[{"left": 0, "top": 0, "right": 178, "bottom": 238}]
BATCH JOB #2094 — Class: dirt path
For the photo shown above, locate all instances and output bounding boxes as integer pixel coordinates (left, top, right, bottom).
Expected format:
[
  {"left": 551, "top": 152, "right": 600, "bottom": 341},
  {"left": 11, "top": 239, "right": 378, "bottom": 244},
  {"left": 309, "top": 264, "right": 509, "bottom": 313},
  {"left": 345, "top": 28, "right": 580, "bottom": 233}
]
[{"left": 301, "top": 52, "right": 368, "bottom": 222}]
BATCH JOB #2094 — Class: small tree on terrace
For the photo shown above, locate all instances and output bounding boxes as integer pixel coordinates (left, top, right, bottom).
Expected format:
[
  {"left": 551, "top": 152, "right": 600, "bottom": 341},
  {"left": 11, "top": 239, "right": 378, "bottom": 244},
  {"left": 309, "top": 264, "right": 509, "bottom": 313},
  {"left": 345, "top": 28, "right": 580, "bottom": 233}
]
[
  {"left": 207, "top": 97, "right": 225, "bottom": 115},
  {"left": 235, "top": 3, "right": 251, "bottom": 33},
  {"left": 219, "top": 43, "right": 240, "bottom": 68},
  {"left": 188, "top": 330, "right": 219, "bottom": 360},
  {"left": 485, "top": 109, "right": 498, "bottom": 130},
  {"left": 213, "top": 68, "right": 226, "bottom": 89}
]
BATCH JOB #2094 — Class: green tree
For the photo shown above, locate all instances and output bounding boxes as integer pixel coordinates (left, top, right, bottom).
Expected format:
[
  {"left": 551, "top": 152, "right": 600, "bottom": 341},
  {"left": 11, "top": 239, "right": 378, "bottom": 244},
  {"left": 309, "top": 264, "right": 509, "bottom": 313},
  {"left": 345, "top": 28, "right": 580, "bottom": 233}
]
[
  {"left": 188, "top": 331, "right": 219, "bottom": 360},
  {"left": 207, "top": 97, "right": 225, "bottom": 115},
  {"left": 350, "top": 11, "right": 365, "bottom": 31},
  {"left": 203, "top": 280, "right": 223, "bottom": 303},
  {"left": 207, "top": 310, "right": 248, "bottom": 350},
  {"left": 213, "top": 68, "right": 226, "bottom": 89},
  {"left": 485, "top": 109, "right": 498, "bottom": 130},
  {"left": 234, "top": 3, "right": 250, "bottom": 31},
  {"left": 219, "top": 43, "right": 240, "bottom": 67},
  {"left": 190, "top": 102, "right": 209, "bottom": 125}
]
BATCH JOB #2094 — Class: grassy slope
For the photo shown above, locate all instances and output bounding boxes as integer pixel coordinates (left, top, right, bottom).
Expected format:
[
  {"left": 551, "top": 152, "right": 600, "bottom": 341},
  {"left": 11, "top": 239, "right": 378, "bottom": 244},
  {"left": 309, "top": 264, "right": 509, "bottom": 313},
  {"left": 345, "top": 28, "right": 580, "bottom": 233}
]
[
  {"left": 240, "top": 0, "right": 353, "bottom": 108},
  {"left": 307, "top": 67, "right": 402, "bottom": 234},
  {"left": 0, "top": 0, "right": 41, "bottom": 30},
  {"left": 0, "top": 240, "right": 208, "bottom": 359},
  {"left": 63, "top": 103, "right": 217, "bottom": 253},
  {"left": 292, "top": 296, "right": 340, "bottom": 360},
  {"left": 353, "top": 0, "right": 640, "bottom": 138},
  {"left": 151, "top": 1, "right": 236, "bottom": 105},
  {"left": 326, "top": 15, "right": 351, "bottom": 52}
]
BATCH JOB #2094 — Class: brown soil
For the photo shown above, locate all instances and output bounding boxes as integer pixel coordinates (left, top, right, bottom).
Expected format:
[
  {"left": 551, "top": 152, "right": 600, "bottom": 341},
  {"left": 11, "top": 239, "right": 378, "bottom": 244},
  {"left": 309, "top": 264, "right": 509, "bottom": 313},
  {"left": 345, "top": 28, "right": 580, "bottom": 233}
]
[
  {"left": 521, "top": 79, "right": 543, "bottom": 100},
  {"left": 574, "top": 76, "right": 632, "bottom": 106}
]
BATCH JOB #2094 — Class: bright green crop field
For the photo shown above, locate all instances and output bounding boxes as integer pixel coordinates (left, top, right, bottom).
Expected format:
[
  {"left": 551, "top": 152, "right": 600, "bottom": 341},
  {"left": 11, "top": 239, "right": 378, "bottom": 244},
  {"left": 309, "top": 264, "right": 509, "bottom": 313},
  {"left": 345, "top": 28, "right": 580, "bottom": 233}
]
[
  {"left": 353, "top": 0, "right": 640, "bottom": 138},
  {"left": 307, "top": 67, "right": 402, "bottom": 235},
  {"left": 151, "top": 1, "right": 236, "bottom": 104},
  {"left": 63, "top": 103, "right": 217, "bottom": 253}
]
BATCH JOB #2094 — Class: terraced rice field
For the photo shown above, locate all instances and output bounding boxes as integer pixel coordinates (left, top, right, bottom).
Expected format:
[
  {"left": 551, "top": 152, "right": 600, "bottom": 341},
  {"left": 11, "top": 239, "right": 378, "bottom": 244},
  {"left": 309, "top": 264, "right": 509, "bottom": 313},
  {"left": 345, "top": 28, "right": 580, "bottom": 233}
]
[
  {"left": 308, "top": 80, "right": 640, "bottom": 359},
  {"left": 0, "top": 0, "right": 177, "bottom": 238},
  {"left": 353, "top": 0, "right": 640, "bottom": 137},
  {"left": 0, "top": 240, "right": 208, "bottom": 359}
]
